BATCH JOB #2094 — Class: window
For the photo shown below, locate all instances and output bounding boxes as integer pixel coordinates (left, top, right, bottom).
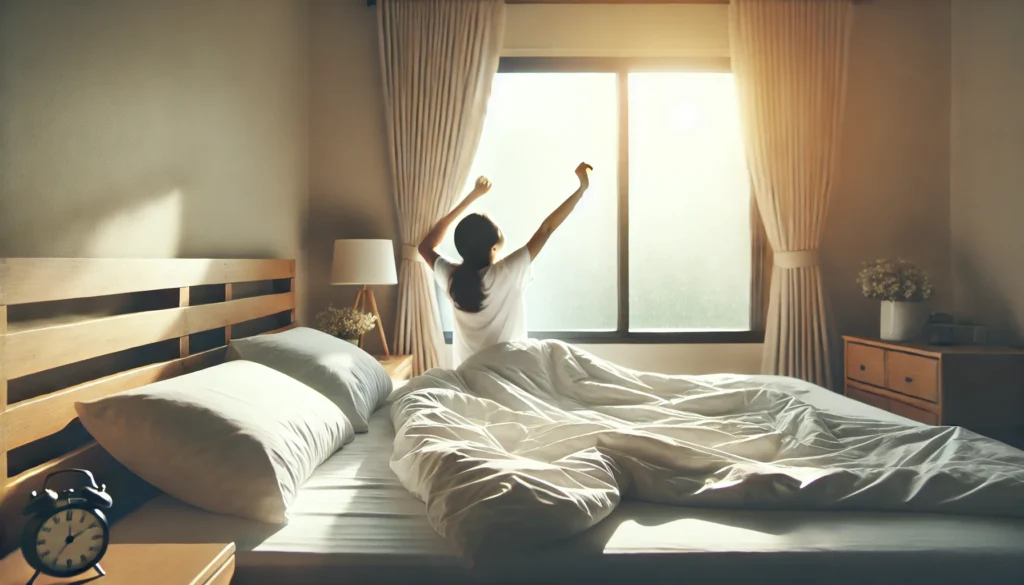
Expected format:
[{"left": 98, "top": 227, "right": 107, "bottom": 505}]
[{"left": 437, "top": 58, "right": 765, "bottom": 343}]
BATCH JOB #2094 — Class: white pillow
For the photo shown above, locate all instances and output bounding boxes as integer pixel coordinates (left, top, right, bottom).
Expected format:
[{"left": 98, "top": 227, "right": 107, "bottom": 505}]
[
  {"left": 227, "top": 327, "right": 393, "bottom": 432},
  {"left": 75, "top": 360, "right": 353, "bottom": 523}
]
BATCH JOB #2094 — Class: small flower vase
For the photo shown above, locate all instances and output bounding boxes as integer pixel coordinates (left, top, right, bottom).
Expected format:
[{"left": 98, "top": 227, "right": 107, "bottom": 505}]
[
  {"left": 342, "top": 337, "right": 359, "bottom": 346},
  {"left": 880, "top": 301, "right": 925, "bottom": 341}
]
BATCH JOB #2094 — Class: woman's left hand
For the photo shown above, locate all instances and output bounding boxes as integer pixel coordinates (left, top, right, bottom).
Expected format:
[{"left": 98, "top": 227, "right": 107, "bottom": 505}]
[{"left": 471, "top": 176, "right": 492, "bottom": 197}]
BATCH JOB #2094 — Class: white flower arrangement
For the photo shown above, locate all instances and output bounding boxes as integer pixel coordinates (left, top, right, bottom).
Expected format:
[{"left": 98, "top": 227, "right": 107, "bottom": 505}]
[
  {"left": 856, "top": 259, "right": 934, "bottom": 303},
  {"left": 315, "top": 305, "right": 377, "bottom": 339}
]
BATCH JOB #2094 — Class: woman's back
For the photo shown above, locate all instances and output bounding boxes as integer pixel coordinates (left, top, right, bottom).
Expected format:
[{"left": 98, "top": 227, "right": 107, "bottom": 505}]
[
  {"left": 434, "top": 246, "right": 532, "bottom": 367},
  {"left": 418, "top": 163, "right": 591, "bottom": 368}
]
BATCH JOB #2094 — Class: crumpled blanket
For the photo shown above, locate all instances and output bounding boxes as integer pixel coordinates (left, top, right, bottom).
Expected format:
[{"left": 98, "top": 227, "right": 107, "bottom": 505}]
[{"left": 388, "top": 340, "right": 1024, "bottom": 556}]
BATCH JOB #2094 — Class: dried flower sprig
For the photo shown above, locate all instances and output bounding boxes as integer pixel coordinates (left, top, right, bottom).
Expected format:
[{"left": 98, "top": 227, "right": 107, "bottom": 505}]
[
  {"left": 315, "top": 305, "right": 377, "bottom": 339},
  {"left": 856, "top": 259, "right": 933, "bottom": 302}
]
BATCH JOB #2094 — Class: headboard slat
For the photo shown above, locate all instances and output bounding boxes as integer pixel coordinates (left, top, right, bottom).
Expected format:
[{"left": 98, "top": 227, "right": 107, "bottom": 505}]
[
  {"left": 4, "top": 291, "right": 294, "bottom": 380},
  {"left": 264, "top": 323, "right": 299, "bottom": 336},
  {"left": 4, "top": 347, "right": 228, "bottom": 451},
  {"left": 7, "top": 442, "right": 103, "bottom": 497},
  {"left": 0, "top": 258, "right": 295, "bottom": 305}
]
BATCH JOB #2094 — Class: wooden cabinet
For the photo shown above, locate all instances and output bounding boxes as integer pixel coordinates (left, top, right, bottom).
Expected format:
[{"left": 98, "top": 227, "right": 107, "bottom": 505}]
[
  {"left": 376, "top": 354, "right": 414, "bottom": 382},
  {"left": 843, "top": 336, "right": 1024, "bottom": 444},
  {"left": 846, "top": 384, "right": 890, "bottom": 411}
]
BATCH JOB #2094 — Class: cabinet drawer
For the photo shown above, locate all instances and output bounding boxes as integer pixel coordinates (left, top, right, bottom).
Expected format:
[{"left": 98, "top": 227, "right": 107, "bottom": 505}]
[
  {"left": 846, "top": 385, "right": 890, "bottom": 412},
  {"left": 886, "top": 351, "right": 939, "bottom": 403},
  {"left": 846, "top": 343, "right": 886, "bottom": 387},
  {"left": 890, "top": 399, "right": 939, "bottom": 425}
]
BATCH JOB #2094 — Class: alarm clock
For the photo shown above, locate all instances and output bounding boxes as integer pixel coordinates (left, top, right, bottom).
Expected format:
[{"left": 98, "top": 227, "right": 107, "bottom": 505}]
[{"left": 21, "top": 469, "right": 113, "bottom": 585}]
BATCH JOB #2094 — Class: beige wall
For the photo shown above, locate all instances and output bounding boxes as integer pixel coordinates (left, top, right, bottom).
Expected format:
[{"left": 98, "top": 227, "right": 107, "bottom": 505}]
[
  {"left": 0, "top": 0, "right": 310, "bottom": 315},
  {"left": 824, "top": 0, "right": 953, "bottom": 352},
  {"left": 951, "top": 0, "right": 1024, "bottom": 344},
  {"left": 504, "top": 4, "right": 728, "bottom": 58},
  {"left": 307, "top": 0, "right": 398, "bottom": 354}
]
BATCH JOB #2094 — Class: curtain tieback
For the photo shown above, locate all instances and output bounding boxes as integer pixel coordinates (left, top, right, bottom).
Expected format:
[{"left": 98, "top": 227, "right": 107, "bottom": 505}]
[
  {"left": 775, "top": 249, "right": 820, "bottom": 269},
  {"left": 401, "top": 244, "right": 424, "bottom": 263}
]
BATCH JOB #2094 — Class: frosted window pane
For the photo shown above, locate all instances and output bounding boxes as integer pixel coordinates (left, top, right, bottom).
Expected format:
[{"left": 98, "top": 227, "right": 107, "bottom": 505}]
[
  {"left": 627, "top": 72, "right": 751, "bottom": 331},
  {"left": 438, "top": 73, "right": 619, "bottom": 332}
]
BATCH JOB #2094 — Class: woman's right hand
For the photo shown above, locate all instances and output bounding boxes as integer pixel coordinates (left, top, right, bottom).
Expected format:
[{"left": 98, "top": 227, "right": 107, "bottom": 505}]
[{"left": 574, "top": 162, "right": 593, "bottom": 189}]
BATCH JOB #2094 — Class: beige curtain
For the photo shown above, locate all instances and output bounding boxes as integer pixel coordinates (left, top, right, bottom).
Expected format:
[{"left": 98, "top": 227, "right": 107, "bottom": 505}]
[
  {"left": 378, "top": 0, "right": 505, "bottom": 375},
  {"left": 729, "top": 0, "right": 854, "bottom": 387}
]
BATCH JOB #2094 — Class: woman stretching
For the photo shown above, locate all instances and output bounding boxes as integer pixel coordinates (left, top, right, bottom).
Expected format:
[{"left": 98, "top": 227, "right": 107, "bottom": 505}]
[{"left": 419, "top": 162, "right": 593, "bottom": 367}]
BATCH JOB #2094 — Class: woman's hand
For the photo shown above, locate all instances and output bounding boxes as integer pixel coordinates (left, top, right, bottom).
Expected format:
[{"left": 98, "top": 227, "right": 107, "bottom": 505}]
[
  {"left": 420, "top": 175, "right": 492, "bottom": 267},
  {"left": 574, "top": 162, "right": 593, "bottom": 190},
  {"left": 527, "top": 162, "right": 594, "bottom": 260},
  {"left": 470, "top": 176, "right": 492, "bottom": 198}
]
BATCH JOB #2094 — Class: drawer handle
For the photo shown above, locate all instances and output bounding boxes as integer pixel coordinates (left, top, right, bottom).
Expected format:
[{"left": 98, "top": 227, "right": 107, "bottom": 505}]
[
  {"left": 859, "top": 365, "right": 866, "bottom": 371},
  {"left": 905, "top": 376, "right": 913, "bottom": 383}
]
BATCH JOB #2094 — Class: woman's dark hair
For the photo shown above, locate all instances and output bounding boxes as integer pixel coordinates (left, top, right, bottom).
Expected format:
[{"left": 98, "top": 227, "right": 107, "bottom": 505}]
[{"left": 449, "top": 213, "right": 504, "bottom": 313}]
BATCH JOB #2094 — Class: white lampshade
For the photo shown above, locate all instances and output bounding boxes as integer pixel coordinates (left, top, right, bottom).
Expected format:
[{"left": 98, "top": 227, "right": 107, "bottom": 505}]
[{"left": 331, "top": 239, "right": 398, "bottom": 285}]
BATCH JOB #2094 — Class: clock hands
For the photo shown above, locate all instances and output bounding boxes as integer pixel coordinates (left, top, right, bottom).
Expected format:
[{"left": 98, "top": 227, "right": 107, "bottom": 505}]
[
  {"left": 50, "top": 515, "right": 97, "bottom": 568},
  {"left": 53, "top": 540, "right": 72, "bottom": 567},
  {"left": 71, "top": 526, "right": 94, "bottom": 539}
]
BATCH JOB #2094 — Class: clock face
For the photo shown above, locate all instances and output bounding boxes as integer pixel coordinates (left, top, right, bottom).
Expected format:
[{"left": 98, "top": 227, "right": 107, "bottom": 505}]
[{"left": 33, "top": 507, "right": 108, "bottom": 576}]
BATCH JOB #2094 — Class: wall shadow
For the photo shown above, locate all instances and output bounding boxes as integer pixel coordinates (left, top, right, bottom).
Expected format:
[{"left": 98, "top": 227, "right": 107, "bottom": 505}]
[{"left": 951, "top": 246, "right": 1022, "bottom": 345}]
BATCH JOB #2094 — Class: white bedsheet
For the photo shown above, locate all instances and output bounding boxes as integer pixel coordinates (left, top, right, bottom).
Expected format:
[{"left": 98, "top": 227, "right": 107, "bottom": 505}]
[
  {"left": 389, "top": 340, "right": 1024, "bottom": 559},
  {"left": 111, "top": 352, "right": 1024, "bottom": 584}
]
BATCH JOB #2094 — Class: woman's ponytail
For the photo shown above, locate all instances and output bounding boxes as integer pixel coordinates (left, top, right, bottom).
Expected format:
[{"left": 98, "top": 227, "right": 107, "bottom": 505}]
[{"left": 449, "top": 213, "right": 504, "bottom": 313}]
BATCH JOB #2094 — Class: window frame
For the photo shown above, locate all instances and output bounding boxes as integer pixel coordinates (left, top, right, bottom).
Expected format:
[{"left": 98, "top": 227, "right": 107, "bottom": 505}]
[{"left": 443, "top": 56, "right": 768, "bottom": 345}]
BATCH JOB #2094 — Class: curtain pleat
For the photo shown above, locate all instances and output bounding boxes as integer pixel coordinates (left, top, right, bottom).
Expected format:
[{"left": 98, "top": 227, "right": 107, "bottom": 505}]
[
  {"left": 378, "top": 0, "right": 505, "bottom": 375},
  {"left": 730, "top": 0, "right": 854, "bottom": 387}
]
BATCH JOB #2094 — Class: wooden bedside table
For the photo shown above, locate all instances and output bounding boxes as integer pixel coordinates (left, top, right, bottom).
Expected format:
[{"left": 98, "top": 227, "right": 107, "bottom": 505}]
[
  {"left": 376, "top": 354, "right": 414, "bottom": 381},
  {"left": 842, "top": 336, "right": 1024, "bottom": 445},
  {"left": 0, "top": 542, "right": 234, "bottom": 585}
]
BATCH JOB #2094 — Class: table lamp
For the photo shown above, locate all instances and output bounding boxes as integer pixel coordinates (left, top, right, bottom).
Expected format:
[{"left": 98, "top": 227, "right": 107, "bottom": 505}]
[{"left": 331, "top": 239, "right": 398, "bottom": 356}]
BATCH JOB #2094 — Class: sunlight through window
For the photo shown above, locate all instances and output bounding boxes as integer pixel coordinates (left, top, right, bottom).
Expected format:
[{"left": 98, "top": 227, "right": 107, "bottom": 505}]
[
  {"left": 438, "top": 68, "right": 752, "bottom": 336},
  {"left": 628, "top": 72, "right": 751, "bottom": 331}
]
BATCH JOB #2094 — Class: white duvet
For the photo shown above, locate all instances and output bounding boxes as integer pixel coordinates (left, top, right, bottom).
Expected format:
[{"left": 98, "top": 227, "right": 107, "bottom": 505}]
[{"left": 388, "top": 340, "right": 1024, "bottom": 556}]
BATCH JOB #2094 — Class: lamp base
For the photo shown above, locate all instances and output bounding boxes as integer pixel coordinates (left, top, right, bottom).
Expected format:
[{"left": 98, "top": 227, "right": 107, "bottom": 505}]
[{"left": 353, "top": 286, "right": 390, "bottom": 357}]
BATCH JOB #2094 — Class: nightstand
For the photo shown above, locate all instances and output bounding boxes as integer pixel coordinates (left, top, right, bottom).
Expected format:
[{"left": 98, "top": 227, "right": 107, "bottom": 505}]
[
  {"left": 376, "top": 354, "right": 414, "bottom": 381},
  {"left": 843, "top": 336, "right": 1024, "bottom": 446},
  {"left": 0, "top": 542, "right": 234, "bottom": 585}
]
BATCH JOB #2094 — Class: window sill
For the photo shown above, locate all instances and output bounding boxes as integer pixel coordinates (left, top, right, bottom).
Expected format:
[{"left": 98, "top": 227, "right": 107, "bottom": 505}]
[{"left": 443, "top": 331, "right": 764, "bottom": 345}]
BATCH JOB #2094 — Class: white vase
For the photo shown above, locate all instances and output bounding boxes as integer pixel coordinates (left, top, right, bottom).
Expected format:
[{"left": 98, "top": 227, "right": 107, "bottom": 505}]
[
  {"left": 343, "top": 338, "right": 359, "bottom": 346},
  {"left": 880, "top": 301, "right": 925, "bottom": 341}
]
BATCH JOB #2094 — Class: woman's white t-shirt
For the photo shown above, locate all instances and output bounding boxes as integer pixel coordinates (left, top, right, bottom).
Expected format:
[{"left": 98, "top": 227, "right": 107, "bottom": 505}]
[{"left": 433, "top": 246, "right": 533, "bottom": 367}]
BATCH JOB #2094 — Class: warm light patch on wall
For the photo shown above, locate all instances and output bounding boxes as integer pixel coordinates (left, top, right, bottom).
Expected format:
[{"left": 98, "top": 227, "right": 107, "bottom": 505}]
[{"left": 78, "top": 189, "right": 183, "bottom": 257}]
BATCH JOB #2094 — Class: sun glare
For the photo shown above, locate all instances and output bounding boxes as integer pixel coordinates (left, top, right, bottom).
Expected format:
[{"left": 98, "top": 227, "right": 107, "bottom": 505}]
[{"left": 438, "top": 71, "right": 751, "bottom": 333}]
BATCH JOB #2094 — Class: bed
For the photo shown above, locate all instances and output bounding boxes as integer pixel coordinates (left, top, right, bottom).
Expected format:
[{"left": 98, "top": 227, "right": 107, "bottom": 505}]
[
  {"left": 2, "top": 258, "right": 1023, "bottom": 585},
  {"left": 114, "top": 381, "right": 1024, "bottom": 585}
]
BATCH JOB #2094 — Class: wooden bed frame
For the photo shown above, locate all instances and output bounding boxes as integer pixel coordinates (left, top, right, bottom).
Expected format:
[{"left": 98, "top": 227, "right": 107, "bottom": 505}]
[{"left": 0, "top": 258, "right": 297, "bottom": 554}]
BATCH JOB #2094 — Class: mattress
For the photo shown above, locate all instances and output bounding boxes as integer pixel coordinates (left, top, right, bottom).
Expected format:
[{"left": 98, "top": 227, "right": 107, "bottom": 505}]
[{"left": 112, "top": 378, "right": 1024, "bottom": 585}]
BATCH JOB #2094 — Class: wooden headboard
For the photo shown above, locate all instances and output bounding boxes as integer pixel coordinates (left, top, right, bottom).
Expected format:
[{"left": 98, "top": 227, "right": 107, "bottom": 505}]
[{"left": 0, "top": 258, "right": 297, "bottom": 553}]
